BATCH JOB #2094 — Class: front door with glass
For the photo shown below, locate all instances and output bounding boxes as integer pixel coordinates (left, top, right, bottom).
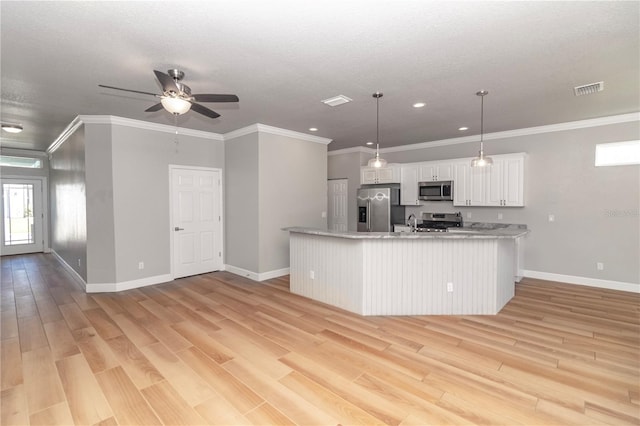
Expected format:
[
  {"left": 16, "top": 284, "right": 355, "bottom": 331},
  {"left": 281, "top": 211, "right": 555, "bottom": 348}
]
[{"left": 1, "top": 178, "right": 44, "bottom": 255}]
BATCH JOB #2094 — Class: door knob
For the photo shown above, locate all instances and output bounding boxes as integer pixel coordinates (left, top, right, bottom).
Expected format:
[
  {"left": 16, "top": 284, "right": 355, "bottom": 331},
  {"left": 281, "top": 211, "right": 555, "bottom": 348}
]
[{"left": 174, "top": 227, "right": 184, "bottom": 231}]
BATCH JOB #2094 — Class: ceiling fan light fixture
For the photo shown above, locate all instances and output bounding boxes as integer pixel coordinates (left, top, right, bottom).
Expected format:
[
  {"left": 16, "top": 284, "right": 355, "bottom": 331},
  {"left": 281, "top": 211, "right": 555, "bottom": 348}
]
[
  {"left": 161, "top": 96, "right": 192, "bottom": 115},
  {"left": 471, "top": 90, "right": 493, "bottom": 168},
  {"left": 2, "top": 124, "right": 23, "bottom": 133}
]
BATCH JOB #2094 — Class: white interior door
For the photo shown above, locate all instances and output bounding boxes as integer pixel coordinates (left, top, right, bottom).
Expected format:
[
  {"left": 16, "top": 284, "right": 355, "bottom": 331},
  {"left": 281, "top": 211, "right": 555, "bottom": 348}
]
[
  {"left": 328, "top": 179, "right": 348, "bottom": 231},
  {"left": 171, "top": 167, "right": 222, "bottom": 279},
  {"left": 1, "top": 178, "right": 44, "bottom": 256}
]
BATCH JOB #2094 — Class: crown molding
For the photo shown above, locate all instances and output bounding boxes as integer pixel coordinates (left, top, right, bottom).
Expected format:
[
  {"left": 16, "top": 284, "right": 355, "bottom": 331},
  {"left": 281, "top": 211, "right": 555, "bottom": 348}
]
[
  {"left": 80, "top": 115, "right": 225, "bottom": 140},
  {"left": 377, "top": 112, "right": 640, "bottom": 154},
  {"left": 224, "top": 123, "right": 332, "bottom": 145},
  {"left": 328, "top": 146, "right": 375, "bottom": 156},
  {"left": 46, "top": 115, "right": 225, "bottom": 154}
]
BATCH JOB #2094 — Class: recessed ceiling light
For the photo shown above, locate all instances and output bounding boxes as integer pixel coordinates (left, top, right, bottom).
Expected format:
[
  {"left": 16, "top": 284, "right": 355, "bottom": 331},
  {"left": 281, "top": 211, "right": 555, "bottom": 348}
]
[
  {"left": 458, "top": 127, "right": 469, "bottom": 131},
  {"left": 309, "top": 127, "right": 318, "bottom": 132},
  {"left": 413, "top": 102, "right": 426, "bottom": 108},
  {"left": 321, "top": 95, "right": 352, "bottom": 107},
  {"left": 1, "top": 124, "right": 23, "bottom": 133},
  {"left": 366, "top": 141, "right": 374, "bottom": 146}
]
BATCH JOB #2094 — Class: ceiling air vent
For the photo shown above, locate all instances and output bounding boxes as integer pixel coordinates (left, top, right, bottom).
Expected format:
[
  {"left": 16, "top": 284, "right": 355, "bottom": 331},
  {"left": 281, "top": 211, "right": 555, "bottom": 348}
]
[
  {"left": 574, "top": 81, "right": 604, "bottom": 96},
  {"left": 321, "top": 95, "right": 353, "bottom": 107}
]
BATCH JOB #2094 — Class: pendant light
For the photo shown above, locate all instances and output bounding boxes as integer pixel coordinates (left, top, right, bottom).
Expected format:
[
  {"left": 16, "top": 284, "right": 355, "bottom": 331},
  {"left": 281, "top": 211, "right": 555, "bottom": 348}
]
[
  {"left": 367, "top": 92, "right": 387, "bottom": 168},
  {"left": 471, "top": 90, "right": 493, "bottom": 167}
]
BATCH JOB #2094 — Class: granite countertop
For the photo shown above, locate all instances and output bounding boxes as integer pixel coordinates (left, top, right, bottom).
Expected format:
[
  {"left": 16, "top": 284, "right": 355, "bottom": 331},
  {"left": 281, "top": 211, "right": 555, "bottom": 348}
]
[{"left": 284, "top": 227, "right": 529, "bottom": 240}]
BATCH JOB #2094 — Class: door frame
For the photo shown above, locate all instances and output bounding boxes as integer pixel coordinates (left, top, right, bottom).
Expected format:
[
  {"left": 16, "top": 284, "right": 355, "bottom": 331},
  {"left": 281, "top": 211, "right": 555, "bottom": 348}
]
[
  {"left": 0, "top": 175, "right": 49, "bottom": 255},
  {"left": 168, "top": 165, "right": 224, "bottom": 279}
]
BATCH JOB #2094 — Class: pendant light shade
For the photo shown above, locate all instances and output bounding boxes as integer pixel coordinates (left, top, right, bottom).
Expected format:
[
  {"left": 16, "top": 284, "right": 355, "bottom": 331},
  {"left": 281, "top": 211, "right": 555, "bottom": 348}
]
[
  {"left": 367, "top": 92, "right": 387, "bottom": 168},
  {"left": 471, "top": 90, "right": 493, "bottom": 167}
]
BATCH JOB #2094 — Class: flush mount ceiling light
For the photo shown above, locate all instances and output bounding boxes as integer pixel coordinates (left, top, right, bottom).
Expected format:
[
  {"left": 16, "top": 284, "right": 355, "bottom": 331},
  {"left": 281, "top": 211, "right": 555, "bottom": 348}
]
[
  {"left": 321, "top": 95, "right": 352, "bottom": 107},
  {"left": 471, "top": 90, "right": 493, "bottom": 167},
  {"left": 458, "top": 126, "right": 469, "bottom": 131},
  {"left": 309, "top": 127, "right": 318, "bottom": 132},
  {"left": 413, "top": 102, "right": 426, "bottom": 108},
  {"left": 367, "top": 92, "right": 388, "bottom": 169},
  {"left": 366, "top": 141, "right": 374, "bottom": 146},
  {"left": 1, "top": 123, "right": 23, "bottom": 133}
]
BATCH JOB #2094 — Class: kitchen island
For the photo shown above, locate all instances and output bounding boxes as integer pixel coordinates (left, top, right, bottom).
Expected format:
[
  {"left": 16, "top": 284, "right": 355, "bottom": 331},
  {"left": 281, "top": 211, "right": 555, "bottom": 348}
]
[{"left": 285, "top": 227, "right": 528, "bottom": 316}]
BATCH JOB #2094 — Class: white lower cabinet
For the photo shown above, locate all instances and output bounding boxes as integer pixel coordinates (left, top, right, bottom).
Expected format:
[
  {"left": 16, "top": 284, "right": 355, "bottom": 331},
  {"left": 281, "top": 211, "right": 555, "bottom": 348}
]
[{"left": 400, "top": 165, "right": 421, "bottom": 205}]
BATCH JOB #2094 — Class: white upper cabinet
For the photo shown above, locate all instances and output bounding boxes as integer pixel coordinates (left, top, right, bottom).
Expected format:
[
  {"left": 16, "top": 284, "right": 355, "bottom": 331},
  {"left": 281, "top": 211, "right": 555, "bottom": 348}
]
[
  {"left": 453, "top": 153, "right": 525, "bottom": 207},
  {"left": 485, "top": 154, "right": 525, "bottom": 206},
  {"left": 360, "top": 165, "right": 400, "bottom": 185},
  {"left": 453, "top": 160, "right": 485, "bottom": 207},
  {"left": 418, "top": 161, "right": 453, "bottom": 182},
  {"left": 400, "top": 164, "right": 421, "bottom": 205}
]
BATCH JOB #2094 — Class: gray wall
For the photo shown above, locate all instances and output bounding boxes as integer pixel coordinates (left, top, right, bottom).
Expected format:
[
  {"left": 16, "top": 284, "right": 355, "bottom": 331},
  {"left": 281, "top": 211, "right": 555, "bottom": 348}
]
[
  {"left": 49, "top": 125, "right": 88, "bottom": 280},
  {"left": 85, "top": 124, "right": 116, "bottom": 283},
  {"left": 225, "top": 128, "right": 328, "bottom": 276},
  {"left": 224, "top": 132, "right": 260, "bottom": 273},
  {"left": 109, "top": 125, "right": 224, "bottom": 283},
  {"left": 48, "top": 119, "right": 225, "bottom": 286},
  {"left": 259, "top": 132, "right": 327, "bottom": 273},
  {"left": 329, "top": 120, "right": 640, "bottom": 286}
]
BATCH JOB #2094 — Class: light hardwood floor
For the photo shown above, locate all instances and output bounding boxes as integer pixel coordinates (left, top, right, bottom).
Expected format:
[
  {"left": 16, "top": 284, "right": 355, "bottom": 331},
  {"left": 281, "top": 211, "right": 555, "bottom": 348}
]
[{"left": 1, "top": 253, "right": 638, "bottom": 425}]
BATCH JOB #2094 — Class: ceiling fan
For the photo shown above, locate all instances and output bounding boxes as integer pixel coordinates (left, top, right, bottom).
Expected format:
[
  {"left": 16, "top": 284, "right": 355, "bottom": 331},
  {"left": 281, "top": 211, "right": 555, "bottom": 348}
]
[{"left": 99, "top": 69, "right": 239, "bottom": 119}]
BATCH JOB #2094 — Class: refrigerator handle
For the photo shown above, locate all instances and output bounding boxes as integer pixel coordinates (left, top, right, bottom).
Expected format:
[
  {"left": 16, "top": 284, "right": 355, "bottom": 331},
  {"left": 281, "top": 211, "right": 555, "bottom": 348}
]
[{"left": 367, "top": 199, "right": 371, "bottom": 231}]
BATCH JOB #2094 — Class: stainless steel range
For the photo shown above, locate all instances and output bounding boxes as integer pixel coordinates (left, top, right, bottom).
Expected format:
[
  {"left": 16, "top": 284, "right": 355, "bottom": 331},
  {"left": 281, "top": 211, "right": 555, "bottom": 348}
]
[{"left": 416, "top": 212, "right": 463, "bottom": 232}]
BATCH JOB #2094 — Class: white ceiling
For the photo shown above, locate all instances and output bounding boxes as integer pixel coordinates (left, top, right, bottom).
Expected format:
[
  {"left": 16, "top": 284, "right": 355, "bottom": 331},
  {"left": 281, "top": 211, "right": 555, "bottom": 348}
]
[{"left": 1, "top": 1, "right": 639, "bottom": 153}]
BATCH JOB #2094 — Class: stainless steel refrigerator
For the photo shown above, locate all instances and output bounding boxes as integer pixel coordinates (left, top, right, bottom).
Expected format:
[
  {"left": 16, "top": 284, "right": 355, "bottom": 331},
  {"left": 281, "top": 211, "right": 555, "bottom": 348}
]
[{"left": 357, "top": 184, "right": 406, "bottom": 232}]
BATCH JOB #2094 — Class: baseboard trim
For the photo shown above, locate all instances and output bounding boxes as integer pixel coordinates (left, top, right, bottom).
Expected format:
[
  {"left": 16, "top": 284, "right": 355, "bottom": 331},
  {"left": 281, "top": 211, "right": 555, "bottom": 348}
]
[
  {"left": 224, "top": 264, "right": 290, "bottom": 282},
  {"left": 85, "top": 274, "right": 173, "bottom": 293},
  {"left": 51, "top": 250, "right": 87, "bottom": 290},
  {"left": 522, "top": 270, "right": 639, "bottom": 293}
]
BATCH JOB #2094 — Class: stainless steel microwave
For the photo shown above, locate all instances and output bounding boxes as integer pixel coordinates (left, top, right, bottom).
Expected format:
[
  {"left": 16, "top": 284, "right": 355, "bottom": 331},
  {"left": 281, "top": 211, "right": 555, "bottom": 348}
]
[{"left": 418, "top": 180, "right": 453, "bottom": 201}]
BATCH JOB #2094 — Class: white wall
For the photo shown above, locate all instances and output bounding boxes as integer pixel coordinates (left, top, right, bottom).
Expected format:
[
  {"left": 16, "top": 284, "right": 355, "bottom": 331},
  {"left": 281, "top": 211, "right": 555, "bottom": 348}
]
[{"left": 329, "top": 117, "right": 640, "bottom": 290}]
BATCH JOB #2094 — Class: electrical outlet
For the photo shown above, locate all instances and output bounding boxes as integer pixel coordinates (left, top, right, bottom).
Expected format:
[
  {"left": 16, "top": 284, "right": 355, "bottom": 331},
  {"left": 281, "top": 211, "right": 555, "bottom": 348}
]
[
  {"left": 597, "top": 262, "right": 604, "bottom": 271},
  {"left": 310, "top": 270, "right": 315, "bottom": 280},
  {"left": 138, "top": 262, "right": 144, "bottom": 270},
  {"left": 321, "top": 211, "right": 327, "bottom": 218},
  {"left": 466, "top": 212, "right": 472, "bottom": 219},
  {"left": 446, "top": 282, "right": 453, "bottom": 292},
  {"left": 77, "top": 259, "right": 81, "bottom": 267},
  {"left": 548, "top": 214, "right": 555, "bottom": 222}
]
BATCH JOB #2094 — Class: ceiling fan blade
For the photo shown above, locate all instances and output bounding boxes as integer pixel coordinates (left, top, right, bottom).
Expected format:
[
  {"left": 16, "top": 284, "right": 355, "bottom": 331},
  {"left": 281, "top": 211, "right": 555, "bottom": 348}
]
[
  {"left": 190, "top": 103, "right": 221, "bottom": 119},
  {"left": 145, "top": 103, "right": 164, "bottom": 112},
  {"left": 153, "top": 70, "right": 179, "bottom": 93},
  {"left": 192, "top": 94, "right": 239, "bottom": 103},
  {"left": 98, "top": 84, "right": 159, "bottom": 97}
]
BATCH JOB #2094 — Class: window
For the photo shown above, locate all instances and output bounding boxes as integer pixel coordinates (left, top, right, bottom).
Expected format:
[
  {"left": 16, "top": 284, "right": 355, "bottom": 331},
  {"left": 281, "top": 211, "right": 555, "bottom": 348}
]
[
  {"left": 0, "top": 155, "right": 42, "bottom": 169},
  {"left": 595, "top": 141, "right": 640, "bottom": 167}
]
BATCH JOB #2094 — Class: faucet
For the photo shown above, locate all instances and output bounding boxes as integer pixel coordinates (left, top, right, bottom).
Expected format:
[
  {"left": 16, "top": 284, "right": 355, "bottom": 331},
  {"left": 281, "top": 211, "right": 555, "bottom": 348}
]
[{"left": 407, "top": 214, "right": 418, "bottom": 232}]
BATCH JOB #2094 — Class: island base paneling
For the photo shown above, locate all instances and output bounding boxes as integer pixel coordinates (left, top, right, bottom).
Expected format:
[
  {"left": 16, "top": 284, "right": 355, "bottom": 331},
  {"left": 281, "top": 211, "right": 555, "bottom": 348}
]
[{"left": 289, "top": 231, "right": 517, "bottom": 316}]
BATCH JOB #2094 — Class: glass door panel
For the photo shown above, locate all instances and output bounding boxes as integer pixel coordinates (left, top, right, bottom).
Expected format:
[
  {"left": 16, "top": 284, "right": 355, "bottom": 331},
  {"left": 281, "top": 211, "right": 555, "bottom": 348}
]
[{"left": 1, "top": 179, "right": 43, "bottom": 255}]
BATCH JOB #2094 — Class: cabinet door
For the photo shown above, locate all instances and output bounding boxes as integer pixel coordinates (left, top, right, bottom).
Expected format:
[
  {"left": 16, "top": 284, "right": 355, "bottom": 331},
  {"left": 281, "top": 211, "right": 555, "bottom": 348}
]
[
  {"left": 452, "top": 162, "right": 470, "bottom": 206},
  {"left": 376, "top": 166, "right": 400, "bottom": 183},
  {"left": 400, "top": 165, "right": 420, "bottom": 205},
  {"left": 361, "top": 167, "right": 378, "bottom": 185},
  {"left": 484, "top": 160, "right": 503, "bottom": 206},
  {"left": 435, "top": 162, "right": 453, "bottom": 181},
  {"left": 469, "top": 164, "right": 486, "bottom": 206},
  {"left": 419, "top": 164, "right": 436, "bottom": 181},
  {"left": 502, "top": 156, "right": 524, "bottom": 206}
]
